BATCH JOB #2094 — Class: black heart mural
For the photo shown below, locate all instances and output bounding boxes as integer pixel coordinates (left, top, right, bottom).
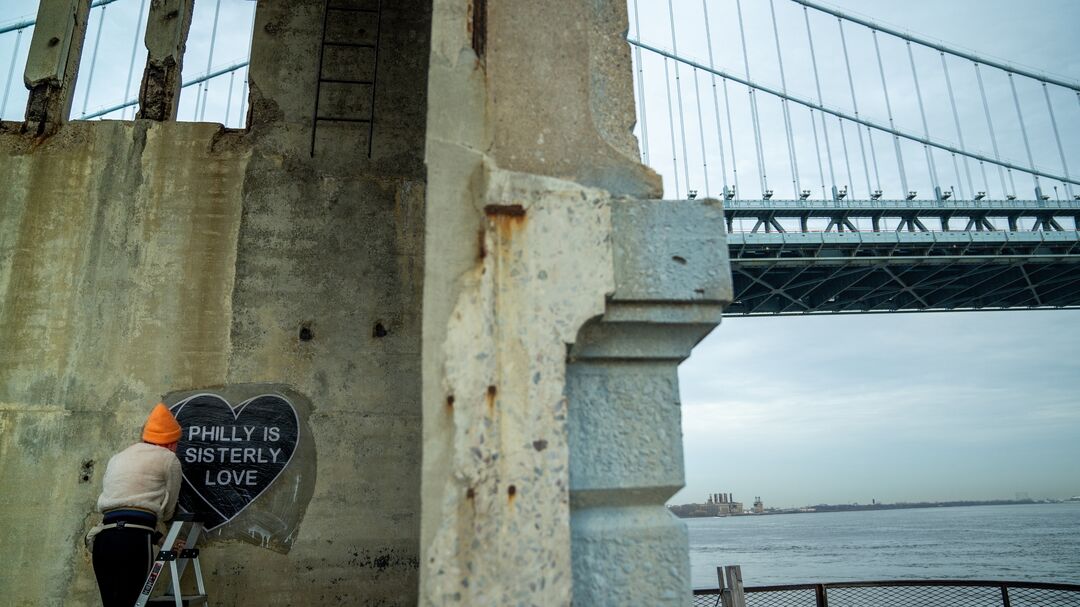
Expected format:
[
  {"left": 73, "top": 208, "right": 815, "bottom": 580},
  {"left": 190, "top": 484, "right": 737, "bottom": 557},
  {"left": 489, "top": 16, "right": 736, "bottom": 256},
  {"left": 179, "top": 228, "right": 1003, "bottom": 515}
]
[{"left": 170, "top": 393, "right": 300, "bottom": 531}]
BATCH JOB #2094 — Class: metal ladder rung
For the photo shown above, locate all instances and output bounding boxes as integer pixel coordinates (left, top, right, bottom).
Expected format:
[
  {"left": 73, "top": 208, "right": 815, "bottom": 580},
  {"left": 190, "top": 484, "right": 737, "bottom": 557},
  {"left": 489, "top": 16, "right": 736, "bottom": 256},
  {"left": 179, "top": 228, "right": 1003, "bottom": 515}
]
[
  {"left": 318, "top": 78, "right": 374, "bottom": 85},
  {"left": 326, "top": 6, "right": 379, "bottom": 13},
  {"left": 322, "top": 41, "right": 376, "bottom": 49},
  {"left": 311, "top": 0, "right": 383, "bottom": 157},
  {"left": 147, "top": 595, "right": 208, "bottom": 606},
  {"left": 316, "top": 116, "right": 372, "bottom": 123}
]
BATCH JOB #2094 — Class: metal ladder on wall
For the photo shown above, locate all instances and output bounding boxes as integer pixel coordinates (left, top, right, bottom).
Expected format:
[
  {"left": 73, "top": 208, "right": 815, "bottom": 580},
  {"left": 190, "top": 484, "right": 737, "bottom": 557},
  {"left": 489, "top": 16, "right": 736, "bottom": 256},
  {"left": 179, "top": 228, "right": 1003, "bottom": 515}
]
[
  {"left": 134, "top": 514, "right": 208, "bottom": 607},
  {"left": 311, "top": 0, "right": 384, "bottom": 158}
]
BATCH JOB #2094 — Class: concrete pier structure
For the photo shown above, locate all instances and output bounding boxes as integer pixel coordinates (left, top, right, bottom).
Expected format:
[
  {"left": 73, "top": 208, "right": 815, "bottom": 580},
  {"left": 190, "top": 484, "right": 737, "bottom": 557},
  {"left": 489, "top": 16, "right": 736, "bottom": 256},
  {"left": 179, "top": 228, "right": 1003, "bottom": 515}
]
[{"left": 0, "top": 0, "right": 730, "bottom": 604}]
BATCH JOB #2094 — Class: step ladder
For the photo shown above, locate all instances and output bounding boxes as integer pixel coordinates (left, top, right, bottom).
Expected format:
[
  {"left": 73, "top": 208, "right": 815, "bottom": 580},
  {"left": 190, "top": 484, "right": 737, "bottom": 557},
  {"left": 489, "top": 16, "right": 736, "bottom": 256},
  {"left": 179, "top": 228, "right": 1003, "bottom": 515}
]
[
  {"left": 134, "top": 514, "right": 208, "bottom": 607},
  {"left": 310, "top": 0, "right": 384, "bottom": 158}
]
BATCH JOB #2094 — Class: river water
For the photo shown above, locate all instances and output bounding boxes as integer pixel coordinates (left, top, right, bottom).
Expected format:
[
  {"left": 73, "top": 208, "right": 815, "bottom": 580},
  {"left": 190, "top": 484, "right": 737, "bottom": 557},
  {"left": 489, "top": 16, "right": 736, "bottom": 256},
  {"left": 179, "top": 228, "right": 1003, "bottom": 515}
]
[{"left": 686, "top": 503, "right": 1080, "bottom": 589}]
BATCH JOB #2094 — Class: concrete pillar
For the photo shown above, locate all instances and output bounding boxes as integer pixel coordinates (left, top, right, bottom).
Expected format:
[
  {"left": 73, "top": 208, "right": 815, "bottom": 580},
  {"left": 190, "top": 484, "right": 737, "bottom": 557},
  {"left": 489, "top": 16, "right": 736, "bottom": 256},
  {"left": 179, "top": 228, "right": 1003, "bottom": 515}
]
[
  {"left": 22, "top": 0, "right": 89, "bottom": 133},
  {"left": 568, "top": 199, "right": 731, "bottom": 605},
  {"left": 421, "top": 0, "right": 731, "bottom": 603},
  {"left": 137, "top": 0, "right": 194, "bottom": 121}
]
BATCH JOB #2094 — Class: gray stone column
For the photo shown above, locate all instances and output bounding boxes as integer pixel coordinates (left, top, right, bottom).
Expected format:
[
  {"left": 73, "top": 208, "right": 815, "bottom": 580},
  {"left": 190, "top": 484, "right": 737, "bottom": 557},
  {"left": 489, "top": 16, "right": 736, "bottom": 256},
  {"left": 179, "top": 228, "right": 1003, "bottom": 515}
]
[
  {"left": 137, "top": 0, "right": 194, "bottom": 121},
  {"left": 22, "top": 0, "right": 89, "bottom": 133},
  {"left": 567, "top": 199, "right": 732, "bottom": 605}
]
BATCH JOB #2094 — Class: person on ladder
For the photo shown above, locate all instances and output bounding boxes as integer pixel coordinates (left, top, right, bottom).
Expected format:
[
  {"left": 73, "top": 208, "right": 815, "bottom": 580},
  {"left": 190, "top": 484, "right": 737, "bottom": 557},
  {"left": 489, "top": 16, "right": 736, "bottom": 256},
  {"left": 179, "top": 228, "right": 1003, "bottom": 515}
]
[{"left": 87, "top": 403, "right": 184, "bottom": 607}]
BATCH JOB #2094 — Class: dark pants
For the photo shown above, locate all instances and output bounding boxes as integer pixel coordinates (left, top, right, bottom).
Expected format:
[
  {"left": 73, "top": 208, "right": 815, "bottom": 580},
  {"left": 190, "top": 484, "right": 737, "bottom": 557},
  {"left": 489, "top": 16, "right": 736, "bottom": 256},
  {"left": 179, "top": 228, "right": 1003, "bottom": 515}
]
[{"left": 92, "top": 526, "right": 154, "bottom": 607}]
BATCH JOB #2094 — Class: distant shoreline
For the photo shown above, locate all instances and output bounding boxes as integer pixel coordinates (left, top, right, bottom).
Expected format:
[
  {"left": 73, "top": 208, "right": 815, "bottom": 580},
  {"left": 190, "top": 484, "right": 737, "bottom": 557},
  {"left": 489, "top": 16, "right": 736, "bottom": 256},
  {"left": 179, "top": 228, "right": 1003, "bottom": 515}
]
[{"left": 672, "top": 498, "right": 1077, "bottom": 518}]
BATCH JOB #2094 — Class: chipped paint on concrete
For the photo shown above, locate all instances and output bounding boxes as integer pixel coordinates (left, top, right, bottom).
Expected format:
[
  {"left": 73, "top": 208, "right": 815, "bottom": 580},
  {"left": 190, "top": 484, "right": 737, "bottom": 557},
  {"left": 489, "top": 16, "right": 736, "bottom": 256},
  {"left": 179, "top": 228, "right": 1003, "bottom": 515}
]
[{"left": 422, "top": 166, "right": 615, "bottom": 604}]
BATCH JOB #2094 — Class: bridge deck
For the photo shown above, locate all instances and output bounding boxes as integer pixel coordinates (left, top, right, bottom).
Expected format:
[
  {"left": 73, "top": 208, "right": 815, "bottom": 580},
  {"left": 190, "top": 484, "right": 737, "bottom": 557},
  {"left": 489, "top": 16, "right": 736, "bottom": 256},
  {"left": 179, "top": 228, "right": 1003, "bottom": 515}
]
[{"left": 724, "top": 200, "right": 1080, "bottom": 314}]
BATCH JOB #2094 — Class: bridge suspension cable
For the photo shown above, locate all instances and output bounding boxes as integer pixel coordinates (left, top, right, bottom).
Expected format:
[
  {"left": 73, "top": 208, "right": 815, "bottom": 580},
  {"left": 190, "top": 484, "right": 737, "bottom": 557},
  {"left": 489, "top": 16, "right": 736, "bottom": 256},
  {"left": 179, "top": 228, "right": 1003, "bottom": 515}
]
[
  {"left": 627, "top": 38, "right": 1080, "bottom": 190},
  {"left": 789, "top": 0, "right": 1080, "bottom": 92}
]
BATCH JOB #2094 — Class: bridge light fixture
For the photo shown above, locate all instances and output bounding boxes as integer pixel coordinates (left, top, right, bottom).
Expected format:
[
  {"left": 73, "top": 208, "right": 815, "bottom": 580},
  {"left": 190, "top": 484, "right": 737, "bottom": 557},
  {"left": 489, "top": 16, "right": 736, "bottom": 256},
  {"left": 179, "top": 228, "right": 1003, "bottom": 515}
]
[
  {"left": 975, "top": 191, "right": 986, "bottom": 201},
  {"left": 906, "top": 191, "right": 918, "bottom": 200},
  {"left": 871, "top": 190, "right": 883, "bottom": 200},
  {"left": 800, "top": 190, "right": 811, "bottom": 200},
  {"left": 763, "top": 190, "right": 774, "bottom": 200},
  {"left": 688, "top": 190, "right": 698, "bottom": 200}
]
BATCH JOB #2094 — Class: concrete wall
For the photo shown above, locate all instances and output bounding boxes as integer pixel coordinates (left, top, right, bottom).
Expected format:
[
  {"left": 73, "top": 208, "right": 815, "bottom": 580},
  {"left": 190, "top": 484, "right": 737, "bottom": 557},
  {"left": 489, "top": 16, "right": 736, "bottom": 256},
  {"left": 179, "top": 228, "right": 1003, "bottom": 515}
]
[{"left": 0, "top": 0, "right": 429, "bottom": 604}]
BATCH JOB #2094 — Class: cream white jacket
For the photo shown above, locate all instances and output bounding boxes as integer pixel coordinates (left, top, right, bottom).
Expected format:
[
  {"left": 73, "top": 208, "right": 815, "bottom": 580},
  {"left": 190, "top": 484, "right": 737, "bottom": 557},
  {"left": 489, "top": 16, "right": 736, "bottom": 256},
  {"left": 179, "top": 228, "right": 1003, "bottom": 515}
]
[{"left": 96, "top": 442, "right": 182, "bottom": 521}]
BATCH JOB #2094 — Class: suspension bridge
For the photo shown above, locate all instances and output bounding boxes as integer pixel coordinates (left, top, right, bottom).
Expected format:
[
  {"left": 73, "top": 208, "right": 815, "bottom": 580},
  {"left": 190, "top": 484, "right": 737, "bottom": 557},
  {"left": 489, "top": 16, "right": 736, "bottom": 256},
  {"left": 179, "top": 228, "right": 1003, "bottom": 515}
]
[
  {"left": 2, "top": 0, "right": 1079, "bottom": 314},
  {"left": 629, "top": 0, "right": 1080, "bottom": 314}
]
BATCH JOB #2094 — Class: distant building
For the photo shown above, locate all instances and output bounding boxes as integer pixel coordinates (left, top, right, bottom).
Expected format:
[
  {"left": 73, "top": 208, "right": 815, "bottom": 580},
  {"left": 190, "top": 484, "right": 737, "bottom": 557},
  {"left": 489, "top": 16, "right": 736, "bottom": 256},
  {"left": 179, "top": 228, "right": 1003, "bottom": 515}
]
[
  {"left": 753, "top": 496, "right": 764, "bottom": 514},
  {"left": 668, "top": 491, "right": 745, "bottom": 518}
]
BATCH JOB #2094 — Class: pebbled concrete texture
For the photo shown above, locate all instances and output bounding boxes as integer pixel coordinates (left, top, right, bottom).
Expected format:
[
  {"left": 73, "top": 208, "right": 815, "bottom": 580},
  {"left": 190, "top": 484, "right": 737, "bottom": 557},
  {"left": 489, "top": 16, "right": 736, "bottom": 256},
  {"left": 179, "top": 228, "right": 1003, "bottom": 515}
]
[
  {"left": 566, "top": 199, "right": 731, "bottom": 606},
  {"left": 0, "top": 120, "right": 248, "bottom": 606},
  {"left": 421, "top": 166, "right": 615, "bottom": 605},
  {"left": 421, "top": 0, "right": 731, "bottom": 604}
]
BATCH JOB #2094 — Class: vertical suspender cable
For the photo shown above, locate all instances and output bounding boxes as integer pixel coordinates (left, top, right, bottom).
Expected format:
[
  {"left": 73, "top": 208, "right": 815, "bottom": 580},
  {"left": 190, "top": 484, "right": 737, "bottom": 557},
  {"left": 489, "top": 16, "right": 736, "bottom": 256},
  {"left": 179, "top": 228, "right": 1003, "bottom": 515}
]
[
  {"left": 81, "top": 4, "right": 108, "bottom": 116},
  {"left": 838, "top": 19, "right": 872, "bottom": 199},
  {"left": 975, "top": 63, "right": 1011, "bottom": 197},
  {"left": 1008, "top": 72, "right": 1040, "bottom": 195},
  {"left": 804, "top": 7, "right": 836, "bottom": 195},
  {"left": 121, "top": 0, "right": 149, "bottom": 120},
  {"left": 736, "top": 0, "right": 768, "bottom": 198},
  {"left": 867, "top": 126, "right": 882, "bottom": 194},
  {"left": 667, "top": 0, "right": 692, "bottom": 196},
  {"left": 769, "top": 0, "right": 801, "bottom": 199},
  {"left": 723, "top": 78, "right": 740, "bottom": 199},
  {"left": 223, "top": 71, "right": 235, "bottom": 127},
  {"left": 941, "top": 52, "right": 975, "bottom": 200},
  {"left": 907, "top": 41, "right": 941, "bottom": 198},
  {"left": 662, "top": 57, "right": 682, "bottom": 199},
  {"left": 632, "top": 0, "right": 650, "bottom": 165},
  {"left": 1, "top": 29, "right": 23, "bottom": 118},
  {"left": 239, "top": 5, "right": 257, "bottom": 126},
  {"left": 198, "top": 0, "right": 224, "bottom": 121},
  {"left": 810, "top": 110, "right": 826, "bottom": 199},
  {"left": 837, "top": 117, "right": 854, "bottom": 198},
  {"left": 702, "top": 0, "right": 728, "bottom": 197},
  {"left": 873, "top": 29, "right": 908, "bottom": 198},
  {"left": 1043, "top": 83, "right": 1073, "bottom": 199},
  {"left": 692, "top": 69, "right": 710, "bottom": 198}
]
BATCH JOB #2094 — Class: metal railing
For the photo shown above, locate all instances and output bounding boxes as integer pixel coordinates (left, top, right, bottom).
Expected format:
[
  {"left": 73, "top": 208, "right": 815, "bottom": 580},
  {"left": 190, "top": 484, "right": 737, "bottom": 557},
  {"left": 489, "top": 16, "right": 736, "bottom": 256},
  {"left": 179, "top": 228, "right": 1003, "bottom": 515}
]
[{"left": 694, "top": 577, "right": 1080, "bottom": 607}]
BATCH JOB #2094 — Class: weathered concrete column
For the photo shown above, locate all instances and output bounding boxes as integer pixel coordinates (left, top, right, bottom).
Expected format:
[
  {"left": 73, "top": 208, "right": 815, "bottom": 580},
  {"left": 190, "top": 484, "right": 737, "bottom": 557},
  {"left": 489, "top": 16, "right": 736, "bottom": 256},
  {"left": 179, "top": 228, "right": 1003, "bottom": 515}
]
[
  {"left": 567, "top": 200, "right": 732, "bottom": 605},
  {"left": 22, "top": 0, "right": 89, "bottom": 133},
  {"left": 421, "top": 0, "right": 731, "bottom": 603},
  {"left": 137, "top": 0, "right": 194, "bottom": 121}
]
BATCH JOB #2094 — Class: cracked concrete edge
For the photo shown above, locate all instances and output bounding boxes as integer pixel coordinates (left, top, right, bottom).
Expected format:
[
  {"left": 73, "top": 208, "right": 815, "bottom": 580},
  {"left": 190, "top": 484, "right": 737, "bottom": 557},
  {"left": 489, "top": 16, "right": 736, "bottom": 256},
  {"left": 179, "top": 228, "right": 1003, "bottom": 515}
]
[{"left": 422, "top": 160, "right": 616, "bottom": 605}]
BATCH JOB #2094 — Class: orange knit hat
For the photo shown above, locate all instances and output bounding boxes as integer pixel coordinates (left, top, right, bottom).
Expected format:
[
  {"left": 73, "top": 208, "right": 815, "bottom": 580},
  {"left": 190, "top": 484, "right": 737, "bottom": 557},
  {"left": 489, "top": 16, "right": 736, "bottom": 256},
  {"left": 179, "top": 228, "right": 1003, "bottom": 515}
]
[{"left": 143, "top": 403, "right": 182, "bottom": 445}]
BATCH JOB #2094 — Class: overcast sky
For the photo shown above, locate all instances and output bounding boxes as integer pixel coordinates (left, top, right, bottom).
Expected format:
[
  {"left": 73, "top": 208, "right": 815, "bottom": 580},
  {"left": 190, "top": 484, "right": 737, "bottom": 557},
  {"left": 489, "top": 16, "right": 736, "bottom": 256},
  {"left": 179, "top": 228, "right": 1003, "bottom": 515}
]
[
  {"left": 2, "top": 1, "right": 1078, "bottom": 509},
  {"left": 647, "top": 0, "right": 1080, "bottom": 508}
]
